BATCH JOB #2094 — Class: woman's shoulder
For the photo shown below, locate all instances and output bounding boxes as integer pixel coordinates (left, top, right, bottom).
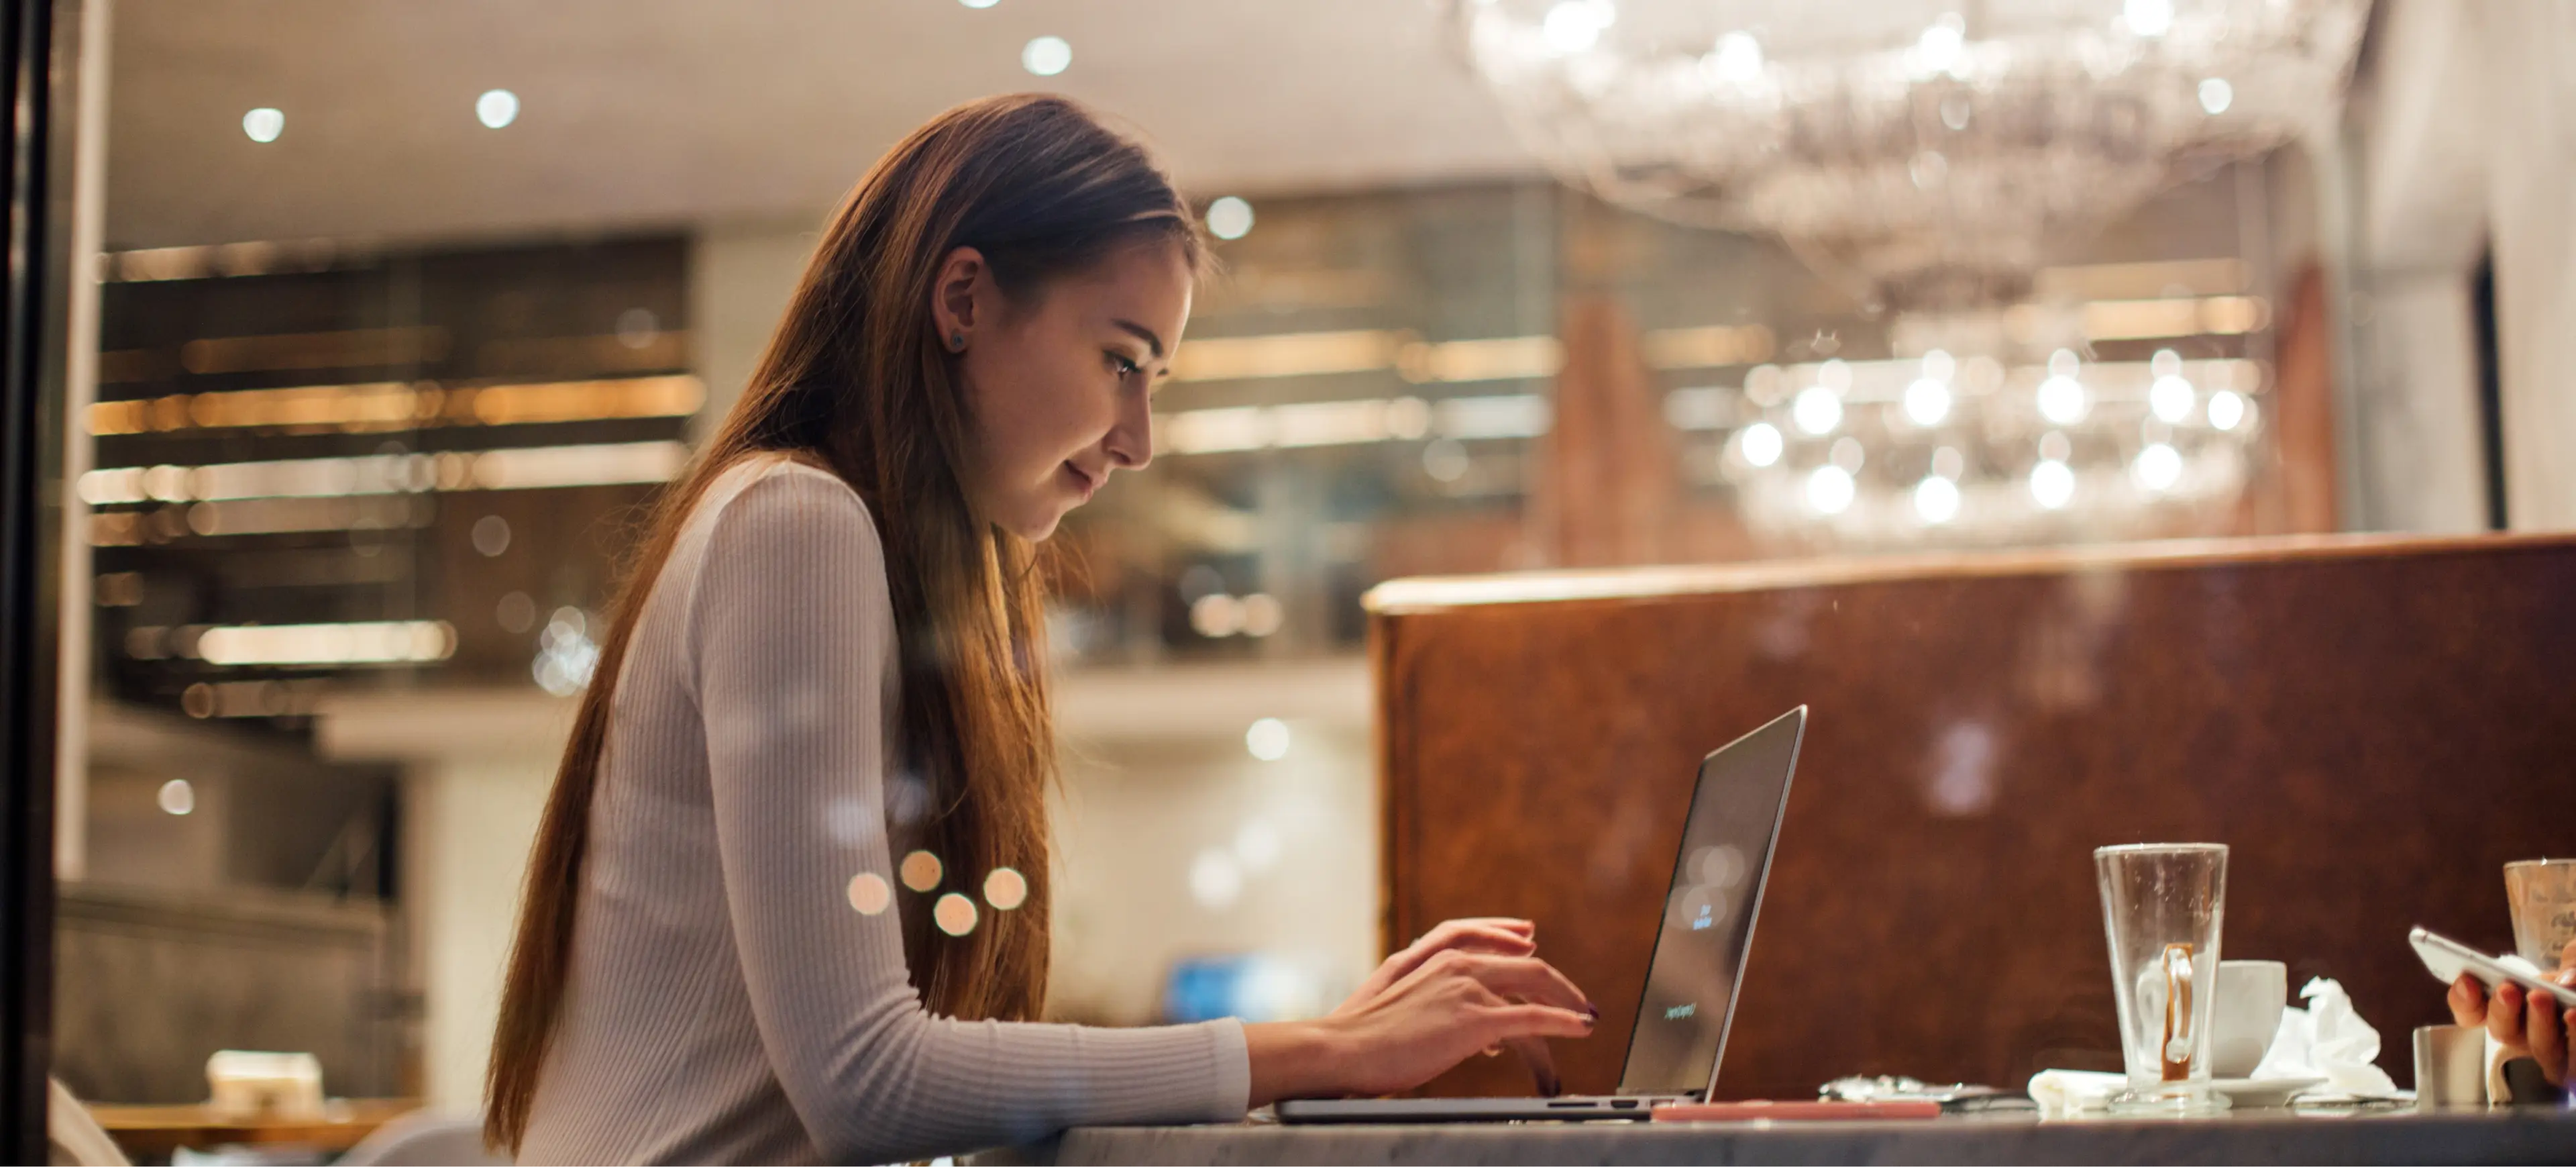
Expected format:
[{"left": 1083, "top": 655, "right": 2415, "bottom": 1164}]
[
  {"left": 696, "top": 452, "right": 881, "bottom": 543},
  {"left": 663, "top": 452, "right": 890, "bottom": 608},
  {"left": 666, "top": 452, "right": 893, "bottom": 641}
]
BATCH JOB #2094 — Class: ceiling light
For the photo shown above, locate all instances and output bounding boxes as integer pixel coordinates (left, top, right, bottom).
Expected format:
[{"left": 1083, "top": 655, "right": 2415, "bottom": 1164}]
[
  {"left": 1792, "top": 386, "right": 1841, "bottom": 435},
  {"left": 2037, "top": 374, "right": 2089, "bottom": 425},
  {"left": 197, "top": 619, "right": 454, "bottom": 666},
  {"left": 1904, "top": 378, "right": 1951, "bottom": 426},
  {"left": 1739, "top": 421, "right": 1783, "bottom": 467},
  {"left": 2134, "top": 442, "right": 2183, "bottom": 492},
  {"left": 2150, "top": 374, "right": 2196, "bottom": 423},
  {"left": 1022, "top": 36, "right": 1072, "bottom": 77},
  {"left": 1206, "top": 197, "right": 1254, "bottom": 240},
  {"left": 1542, "top": 0, "right": 1613, "bottom": 54},
  {"left": 2208, "top": 389, "right": 2247, "bottom": 431},
  {"left": 960, "top": 0, "right": 1000, "bottom": 7},
  {"left": 2031, "top": 460, "right": 2076, "bottom": 509},
  {"left": 476, "top": 89, "right": 519, "bottom": 129},
  {"left": 2199, "top": 77, "right": 2234, "bottom": 115},
  {"left": 1703, "top": 32, "right": 1763, "bottom": 85},
  {"left": 241, "top": 108, "right": 284, "bottom": 144},
  {"left": 1246, "top": 717, "right": 1291, "bottom": 761},
  {"left": 1914, "top": 476, "right": 1961, "bottom": 524},
  {"left": 1806, "top": 465, "right": 1855, "bottom": 515},
  {"left": 2124, "top": 0, "right": 2174, "bottom": 38},
  {"left": 1909, "top": 13, "right": 1968, "bottom": 81}
]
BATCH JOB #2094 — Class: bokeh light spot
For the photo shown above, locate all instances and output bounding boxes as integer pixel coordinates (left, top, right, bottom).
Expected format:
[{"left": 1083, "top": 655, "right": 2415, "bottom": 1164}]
[
  {"left": 847, "top": 872, "right": 892, "bottom": 915},
  {"left": 900, "top": 850, "right": 944, "bottom": 893},
  {"left": 934, "top": 892, "right": 979, "bottom": 936},
  {"left": 983, "top": 866, "right": 1029, "bottom": 911}
]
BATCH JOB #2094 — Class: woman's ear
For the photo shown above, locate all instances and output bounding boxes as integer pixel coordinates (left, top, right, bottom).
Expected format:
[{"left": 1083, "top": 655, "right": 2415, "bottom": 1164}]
[{"left": 931, "top": 246, "right": 988, "bottom": 352}]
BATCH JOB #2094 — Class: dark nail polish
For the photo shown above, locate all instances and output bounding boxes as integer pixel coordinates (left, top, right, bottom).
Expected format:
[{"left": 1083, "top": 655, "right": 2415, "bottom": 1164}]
[{"left": 1583, "top": 1005, "right": 1601, "bottom": 1021}]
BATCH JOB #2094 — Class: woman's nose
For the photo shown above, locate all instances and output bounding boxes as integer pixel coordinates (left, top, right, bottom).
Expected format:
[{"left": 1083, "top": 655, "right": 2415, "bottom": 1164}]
[{"left": 1105, "top": 393, "right": 1152, "bottom": 470}]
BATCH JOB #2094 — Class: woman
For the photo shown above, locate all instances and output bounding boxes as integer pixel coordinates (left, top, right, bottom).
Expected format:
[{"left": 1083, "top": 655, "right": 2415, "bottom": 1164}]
[{"left": 485, "top": 94, "right": 1597, "bottom": 1165}]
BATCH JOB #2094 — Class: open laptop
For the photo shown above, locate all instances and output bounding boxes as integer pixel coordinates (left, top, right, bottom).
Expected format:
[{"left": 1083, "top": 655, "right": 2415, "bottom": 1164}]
[{"left": 1276, "top": 706, "right": 1807, "bottom": 1123}]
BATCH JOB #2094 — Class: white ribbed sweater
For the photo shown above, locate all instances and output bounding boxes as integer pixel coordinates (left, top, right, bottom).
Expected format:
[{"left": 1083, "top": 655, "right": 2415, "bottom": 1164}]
[{"left": 517, "top": 455, "right": 1249, "bottom": 1165}]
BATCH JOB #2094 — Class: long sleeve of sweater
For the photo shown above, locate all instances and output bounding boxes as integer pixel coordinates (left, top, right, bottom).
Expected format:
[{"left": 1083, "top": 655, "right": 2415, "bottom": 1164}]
[{"left": 682, "top": 465, "right": 1248, "bottom": 1163}]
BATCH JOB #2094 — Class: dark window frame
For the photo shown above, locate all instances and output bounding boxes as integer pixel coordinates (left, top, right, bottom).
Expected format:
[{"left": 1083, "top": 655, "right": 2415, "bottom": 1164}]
[{"left": 2, "top": 0, "right": 87, "bottom": 1158}]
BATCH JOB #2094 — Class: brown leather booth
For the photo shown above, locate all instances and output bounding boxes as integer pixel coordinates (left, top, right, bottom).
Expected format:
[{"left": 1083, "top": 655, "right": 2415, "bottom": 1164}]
[{"left": 1366, "top": 534, "right": 2576, "bottom": 1100}]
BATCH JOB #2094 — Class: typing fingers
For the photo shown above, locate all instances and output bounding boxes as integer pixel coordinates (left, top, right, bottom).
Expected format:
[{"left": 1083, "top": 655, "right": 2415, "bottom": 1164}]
[
  {"left": 1504, "top": 1035, "right": 1562, "bottom": 1098},
  {"left": 1375, "top": 922, "right": 1535, "bottom": 988},
  {"left": 1454, "top": 954, "right": 1595, "bottom": 1017},
  {"left": 1480, "top": 1002, "right": 1597, "bottom": 1046}
]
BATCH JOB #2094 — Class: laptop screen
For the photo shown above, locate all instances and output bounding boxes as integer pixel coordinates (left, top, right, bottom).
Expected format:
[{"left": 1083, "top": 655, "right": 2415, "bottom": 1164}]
[{"left": 1613, "top": 707, "right": 1806, "bottom": 1097}]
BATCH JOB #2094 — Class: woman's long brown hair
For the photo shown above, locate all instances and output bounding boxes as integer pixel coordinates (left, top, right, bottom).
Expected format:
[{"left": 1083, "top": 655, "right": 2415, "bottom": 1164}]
[{"left": 484, "top": 93, "right": 1205, "bottom": 1153}]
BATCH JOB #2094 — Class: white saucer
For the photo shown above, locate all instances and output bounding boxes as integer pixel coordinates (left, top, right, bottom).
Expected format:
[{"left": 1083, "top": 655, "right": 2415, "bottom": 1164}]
[{"left": 2210, "top": 1076, "right": 2327, "bottom": 1109}]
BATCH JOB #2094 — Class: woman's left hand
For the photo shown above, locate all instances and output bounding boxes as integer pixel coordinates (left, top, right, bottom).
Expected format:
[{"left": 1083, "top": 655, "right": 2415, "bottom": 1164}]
[{"left": 1335, "top": 918, "right": 1539, "bottom": 1017}]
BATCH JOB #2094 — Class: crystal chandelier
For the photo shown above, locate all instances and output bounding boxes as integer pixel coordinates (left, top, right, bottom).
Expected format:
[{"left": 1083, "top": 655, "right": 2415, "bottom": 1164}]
[
  {"left": 1450, "top": 0, "right": 2363, "bottom": 548},
  {"left": 1446, "top": 0, "right": 2367, "bottom": 309},
  {"left": 1695, "top": 348, "right": 2263, "bottom": 546}
]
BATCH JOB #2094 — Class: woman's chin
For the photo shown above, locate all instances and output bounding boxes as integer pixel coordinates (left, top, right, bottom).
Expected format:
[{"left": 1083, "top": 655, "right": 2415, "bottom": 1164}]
[{"left": 998, "top": 505, "right": 1068, "bottom": 542}]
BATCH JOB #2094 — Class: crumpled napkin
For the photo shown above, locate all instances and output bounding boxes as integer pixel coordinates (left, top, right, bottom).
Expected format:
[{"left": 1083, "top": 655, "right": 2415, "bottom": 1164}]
[
  {"left": 2027, "top": 976, "right": 2402, "bottom": 1115},
  {"left": 2251, "top": 976, "right": 2402, "bottom": 1099},
  {"left": 2027, "top": 1069, "right": 2125, "bottom": 1117}
]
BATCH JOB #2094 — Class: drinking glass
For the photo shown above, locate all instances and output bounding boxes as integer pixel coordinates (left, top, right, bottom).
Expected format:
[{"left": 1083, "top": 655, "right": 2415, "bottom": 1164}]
[
  {"left": 2095, "top": 843, "right": 2230, "bottom": 1115},
  {"left": 2504, "top": 859, "right": 2576, "bottom": 970}
]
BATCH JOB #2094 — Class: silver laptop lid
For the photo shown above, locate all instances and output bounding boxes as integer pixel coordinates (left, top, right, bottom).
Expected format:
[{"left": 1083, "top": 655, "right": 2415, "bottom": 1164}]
[{"left": 1613, "top": 706, "right": 1807, "bottom": 1097}]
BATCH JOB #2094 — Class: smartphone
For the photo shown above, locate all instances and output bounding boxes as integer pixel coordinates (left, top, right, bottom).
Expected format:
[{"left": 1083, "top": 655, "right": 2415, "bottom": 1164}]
[{"left": 2410, "top": 926, "right": 2576, "bottom": 1007}]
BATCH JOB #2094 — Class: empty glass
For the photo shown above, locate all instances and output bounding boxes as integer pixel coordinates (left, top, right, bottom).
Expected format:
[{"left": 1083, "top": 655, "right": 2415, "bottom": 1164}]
[
  {"left": 2095, "top": 843, "right": 2230, "bottom": 1115},
  {"left": 2504, "top": 859, "right": 2576, "bottom": 970}
]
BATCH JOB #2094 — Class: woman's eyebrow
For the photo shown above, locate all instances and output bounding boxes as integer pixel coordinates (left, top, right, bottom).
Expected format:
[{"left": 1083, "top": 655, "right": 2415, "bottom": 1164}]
[{"left": 1111, "top": 319, "right": 1166, "bottom": 358}]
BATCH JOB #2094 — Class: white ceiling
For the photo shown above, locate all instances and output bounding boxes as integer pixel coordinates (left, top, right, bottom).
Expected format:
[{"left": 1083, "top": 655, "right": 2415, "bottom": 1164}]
[{"left": 105, "top": 0, "right": 1546, "bottom": 250}]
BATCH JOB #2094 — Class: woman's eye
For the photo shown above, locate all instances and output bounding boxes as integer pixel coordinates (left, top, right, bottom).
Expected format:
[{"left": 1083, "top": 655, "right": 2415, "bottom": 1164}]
[{"left": 1108, "top": 352, "right": 1141, "bottom": 377}]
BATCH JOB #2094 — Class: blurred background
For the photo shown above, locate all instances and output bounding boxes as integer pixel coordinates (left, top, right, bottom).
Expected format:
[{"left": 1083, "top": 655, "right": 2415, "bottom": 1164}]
[{"left": 46, "top": 0, "right": 2576, "bottom": 1155}]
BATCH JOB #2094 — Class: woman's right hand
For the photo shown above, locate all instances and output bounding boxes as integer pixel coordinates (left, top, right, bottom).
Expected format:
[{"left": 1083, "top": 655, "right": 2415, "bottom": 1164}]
[{"left": 1246, "top": 941, "right": 1596, "bottom": 1107}]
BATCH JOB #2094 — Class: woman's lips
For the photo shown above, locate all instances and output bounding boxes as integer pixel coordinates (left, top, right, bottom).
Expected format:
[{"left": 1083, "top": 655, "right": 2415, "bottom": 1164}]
[{"left": 1062, "top": 462, "right": 1100, "bottom": 501}]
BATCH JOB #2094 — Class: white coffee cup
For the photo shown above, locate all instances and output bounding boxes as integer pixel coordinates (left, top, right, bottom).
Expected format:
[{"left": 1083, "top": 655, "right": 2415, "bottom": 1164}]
[{"left": 2210, "top": 959, "right": 2288, "bottom": 1078}]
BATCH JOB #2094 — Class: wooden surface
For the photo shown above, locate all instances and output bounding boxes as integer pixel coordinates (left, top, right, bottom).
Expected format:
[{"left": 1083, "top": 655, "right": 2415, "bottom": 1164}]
[
  {"left": 1369, "top": 532, "right": 2576, "bottom": 1101},
  {"left": 89, "top": 1097, "right": 417, "bottom": 1160}
]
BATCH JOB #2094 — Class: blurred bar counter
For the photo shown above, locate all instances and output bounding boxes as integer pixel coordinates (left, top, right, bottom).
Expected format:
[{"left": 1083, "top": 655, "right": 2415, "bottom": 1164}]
[
  {"left": 1365, "top": 532, "right": 2576, "bottom": 1100},
  {"left": 87, "top": 1098, "right": 417, "bottom": 1162}
]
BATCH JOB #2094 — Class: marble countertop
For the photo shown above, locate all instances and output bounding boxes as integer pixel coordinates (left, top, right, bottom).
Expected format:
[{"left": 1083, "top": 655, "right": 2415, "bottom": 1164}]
[{"left": 991, "top": 1107, "right": 2576, "bottom": 1166}]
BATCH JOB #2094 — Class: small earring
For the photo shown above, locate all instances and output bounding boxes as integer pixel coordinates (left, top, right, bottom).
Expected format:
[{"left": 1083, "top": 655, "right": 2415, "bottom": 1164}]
[{"left": 949, "top": 332, "right": 965, "bottom": 352}]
